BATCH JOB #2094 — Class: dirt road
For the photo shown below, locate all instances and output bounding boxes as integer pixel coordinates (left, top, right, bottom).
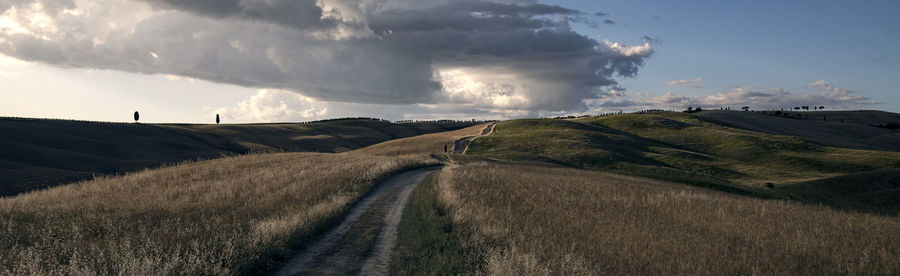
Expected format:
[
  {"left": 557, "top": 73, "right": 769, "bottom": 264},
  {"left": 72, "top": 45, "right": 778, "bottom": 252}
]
[
  {"left": 274, "top": 168, "right": 435, "bottom": 276},
  {"left": 454, "top": 122, "right": 497, "bottom": 154}
]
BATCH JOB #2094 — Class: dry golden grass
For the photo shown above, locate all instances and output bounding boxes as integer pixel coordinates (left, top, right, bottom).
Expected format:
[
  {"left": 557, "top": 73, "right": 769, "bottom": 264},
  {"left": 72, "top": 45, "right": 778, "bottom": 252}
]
[
  {"left": 438, "top": 163, "right": 900, "bottom": 275},
  {"left": 354, "top": 123, "right": 492, "bottom": 156},
  {"left": 0, "top": 152, "right": 437, "bottom": 275}
]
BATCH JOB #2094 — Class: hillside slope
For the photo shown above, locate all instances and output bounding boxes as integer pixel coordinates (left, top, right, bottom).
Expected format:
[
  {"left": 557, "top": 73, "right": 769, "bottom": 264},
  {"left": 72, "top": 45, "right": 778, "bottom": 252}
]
[
  {"left": 353, "top": 123, "right": 494, "bottom": 156},
  {"left": 697, "top": 110, "right": 900, "bottom": 152},
  {"left": 467, "top": 112, "right": 900, "bottom": 214},
  {"left": 0, "top": 117, "right": 474, "bottom": 196}
]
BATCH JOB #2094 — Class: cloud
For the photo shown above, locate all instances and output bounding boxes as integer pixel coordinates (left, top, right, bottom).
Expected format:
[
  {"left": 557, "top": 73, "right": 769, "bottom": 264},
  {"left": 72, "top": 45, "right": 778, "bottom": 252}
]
[
  {"left": 666, "top": 78, "right": 703, "bottom": 90},
  {"left": 595, "top": 12, "right": 608, "bottom": 17},
  {"left": 807, "top": 80, "right": 872, "bottom": 104},
  {"left": 213, "top": 88, "right": 538, "bottom": 122},
  {"left": 134, "top": 0, "right": 334, "bottom": 30},
  {"left": 0, "top": 0, "right": 653, "bottom": 115},
  {"left": 870, "top": 57, "right": 898, "bottom": 64},
  {"left": 641, "top": 35, "right": 661, "bottom": 44},
  {"left": 211, "top": 89, "right": 328, "bottom": 122},
  {"left": 603, "top": 40, "right": 652, "bottom": 57},
  {"left": 590, "top": 81, "right": 878, "bottom": 112},
  {"left": 603, "top": 19, "right": 615, "bottom": 25}
]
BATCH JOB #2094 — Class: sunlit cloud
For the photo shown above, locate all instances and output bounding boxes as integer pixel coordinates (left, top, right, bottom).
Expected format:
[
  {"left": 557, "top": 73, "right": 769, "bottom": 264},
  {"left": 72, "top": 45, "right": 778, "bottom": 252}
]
[{"left": 666, "top": 78, "right": 703, "bottom": 90}]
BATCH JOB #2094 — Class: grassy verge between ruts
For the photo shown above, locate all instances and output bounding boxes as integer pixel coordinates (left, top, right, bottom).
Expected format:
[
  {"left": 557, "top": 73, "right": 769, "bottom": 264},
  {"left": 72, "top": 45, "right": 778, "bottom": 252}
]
[{"left": 390, "top": 173, "right": 482, "bottom": 275}]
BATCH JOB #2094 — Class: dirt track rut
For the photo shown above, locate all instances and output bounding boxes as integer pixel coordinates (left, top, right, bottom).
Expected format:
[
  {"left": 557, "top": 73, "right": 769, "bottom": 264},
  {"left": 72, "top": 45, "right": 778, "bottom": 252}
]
[{"left": 274, "top": 168, "right": 435, "bottom": 276}]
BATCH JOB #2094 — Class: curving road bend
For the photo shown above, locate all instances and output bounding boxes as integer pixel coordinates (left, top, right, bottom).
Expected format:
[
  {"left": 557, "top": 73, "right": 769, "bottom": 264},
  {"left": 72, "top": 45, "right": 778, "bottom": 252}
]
[{"left": 454, "top": 122, "right": 497, "bottom": 154}]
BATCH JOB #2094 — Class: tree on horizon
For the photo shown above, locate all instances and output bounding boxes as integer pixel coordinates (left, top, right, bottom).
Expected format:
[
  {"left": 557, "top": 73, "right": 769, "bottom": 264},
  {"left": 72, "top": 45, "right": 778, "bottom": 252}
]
[
  {"left": 134, "top": 111, "right": 139, "bottom": 123},
  {"left": 216, "top": 114, "right": 220, "bottom": 124}
]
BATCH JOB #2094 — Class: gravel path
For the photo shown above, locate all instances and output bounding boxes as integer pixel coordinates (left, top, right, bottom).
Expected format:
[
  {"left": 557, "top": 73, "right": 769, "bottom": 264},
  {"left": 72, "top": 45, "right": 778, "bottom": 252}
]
[{"left": 274, "top": 168, "right": 435, "bottom": 276}]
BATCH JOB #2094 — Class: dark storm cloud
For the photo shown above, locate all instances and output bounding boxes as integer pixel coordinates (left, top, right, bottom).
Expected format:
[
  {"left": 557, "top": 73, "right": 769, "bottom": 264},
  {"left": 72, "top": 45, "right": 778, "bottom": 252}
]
[
  {"left": 141, "top": 0, "right": 243, "bottom": 17},
  {"left": 0, "top": 0, "right": 653, "bottom": 112},
  {"left": 367, "top": 1, "right": 577, "bottom": 35},
  {"left": 136, "top": 0, "right": 335, "bottom": 29}
]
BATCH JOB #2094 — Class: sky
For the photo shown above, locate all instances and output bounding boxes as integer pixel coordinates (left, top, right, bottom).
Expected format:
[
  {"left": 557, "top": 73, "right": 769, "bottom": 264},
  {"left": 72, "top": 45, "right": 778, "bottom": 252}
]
[{"left": 0, "top": 0, "right": 897, "bottom": 123}]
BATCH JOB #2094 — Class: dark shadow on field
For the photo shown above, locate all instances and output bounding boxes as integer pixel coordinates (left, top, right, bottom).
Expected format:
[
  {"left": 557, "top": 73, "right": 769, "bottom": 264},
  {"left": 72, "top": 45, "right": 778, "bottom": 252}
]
[
  {"left": 559, "top": 120, "right": 765, "bottom": 198},
  {"left": 0, "top": 121, "right": 232, "bottom": 196},
  {"left": 0, "top": 117, "right": 477, "bottom": 197},
  {"left": 771, "top": 154, "right": 876, "bottom": 173},
  {"left": 697, "top": 110, "right": 900, "bottom": 152},
  {"left": 778, "top": 168, "right": 900, "bottom": 216}
]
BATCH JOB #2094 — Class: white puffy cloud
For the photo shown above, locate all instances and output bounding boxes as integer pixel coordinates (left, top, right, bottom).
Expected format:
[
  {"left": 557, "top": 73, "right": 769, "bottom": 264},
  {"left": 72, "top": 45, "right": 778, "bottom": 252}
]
[
  {"left": 211, "top": 89, "right": 328, "bottom": 122},
  {"left": 211, "top": 88, "right": 532, "bottom": 123},
  {"left": 666, "top": 77, "right": 703, "bottom": 90},
  {"left": 0, "top": 0, "right": 654, "bottom": 115},
  {"left": 603, "top": 40, "right": 652, "bottom": 57},
  {"left": 590, "top": 81, "right": 878, "bottom": 112}
]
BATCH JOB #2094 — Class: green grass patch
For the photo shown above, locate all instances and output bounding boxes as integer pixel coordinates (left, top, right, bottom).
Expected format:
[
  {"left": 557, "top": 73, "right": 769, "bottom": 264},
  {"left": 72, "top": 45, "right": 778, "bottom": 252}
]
[
  {"left": 467, "top": 112, "right": 900, "bottom": 212},
  {"left": 389, "top": 174, "right": 481, "bottom": 275}
]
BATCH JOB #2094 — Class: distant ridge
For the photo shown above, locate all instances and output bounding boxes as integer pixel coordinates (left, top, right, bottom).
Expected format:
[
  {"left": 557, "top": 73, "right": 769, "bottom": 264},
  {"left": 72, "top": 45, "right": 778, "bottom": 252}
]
[
  {"left": 0, "top": 117, "right": 477, "bottom": 196},
  {"left": 696, "top": 110, "right": 900, "bottom": 152}
]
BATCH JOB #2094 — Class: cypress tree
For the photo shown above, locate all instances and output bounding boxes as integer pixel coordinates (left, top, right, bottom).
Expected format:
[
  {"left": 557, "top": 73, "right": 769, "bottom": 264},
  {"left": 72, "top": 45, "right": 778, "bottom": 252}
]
[
  {"left": 134, "top": 111, "right": 140, "bottom": 122},
  {"left": 216, "top": 114, "right": 220, "bottom": 124}
]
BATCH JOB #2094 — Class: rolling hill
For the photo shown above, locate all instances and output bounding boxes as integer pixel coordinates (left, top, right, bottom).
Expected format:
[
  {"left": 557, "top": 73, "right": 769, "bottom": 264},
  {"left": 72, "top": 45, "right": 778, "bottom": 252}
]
[
  {"left": 466, "top": 111, "right": 900, "bottom": 214},
  {"left": 0, "top": 117, "right": 476, "bottom": 196},
  {"left": 2, "top": 111, "right": 899, "bottom": 274},
  {"left": 352, "top": 122, "right": 495, "bottom": 156},
  {"left": 696, "top": 110, "right": 900, "bottom": 152}
]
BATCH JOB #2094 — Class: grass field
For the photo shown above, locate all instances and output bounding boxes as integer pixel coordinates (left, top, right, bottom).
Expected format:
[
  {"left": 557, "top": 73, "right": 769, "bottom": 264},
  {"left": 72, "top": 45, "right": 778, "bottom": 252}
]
[
  {"left": 3, "top": 111, "right": 899, "bottom": 274},
  {"left": 467, "top": 112, "right": 900, "bottom": 213},
  {"left": 0, "top": 152, "right": 437, "bottom": 275},
  {"left": 436, "top": 163, "right": 900, "bottom": 275},
  {"left": 0, "top": 117, "right": 474, "bottom": 196}
]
